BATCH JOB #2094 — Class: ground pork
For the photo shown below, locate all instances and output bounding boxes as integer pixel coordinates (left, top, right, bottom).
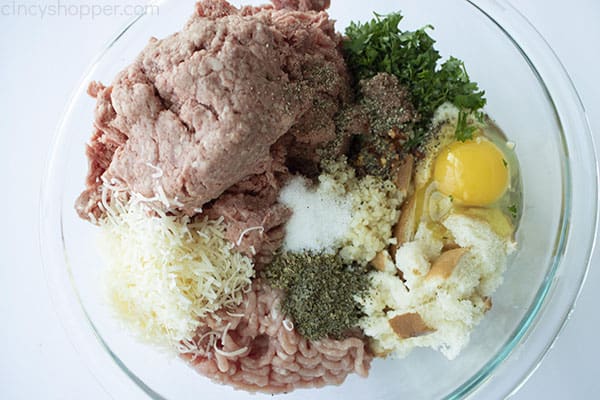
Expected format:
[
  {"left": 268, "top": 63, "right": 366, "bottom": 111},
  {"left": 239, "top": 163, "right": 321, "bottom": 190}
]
[
  {"left": 272, "top": 0, "right": 330, "bottom": 11},
  {"left": 179, "top": 280, "right": 371, "bottom": 393},
  {"left": 76, "top": 0, "right": 350, "bottom": 221}
]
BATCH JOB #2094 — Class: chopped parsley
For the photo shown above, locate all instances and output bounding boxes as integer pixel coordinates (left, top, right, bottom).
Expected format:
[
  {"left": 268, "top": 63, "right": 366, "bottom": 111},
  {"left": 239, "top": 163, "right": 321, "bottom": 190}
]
[
  {"left": 343, "top": 12, "right": 486, "bottom": 146},
  {"left": 455, "top": 109, "right": 479, "bottom": 142},
  {"left": 508, "top": 204, "right": 518, "bottom": 219}
]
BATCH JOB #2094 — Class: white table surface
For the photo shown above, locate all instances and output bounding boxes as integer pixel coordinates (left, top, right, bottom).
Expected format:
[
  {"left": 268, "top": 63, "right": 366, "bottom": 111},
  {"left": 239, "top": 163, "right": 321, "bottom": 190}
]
[{"left": 1, "top": 0, "right": 598, "bottom": 398}]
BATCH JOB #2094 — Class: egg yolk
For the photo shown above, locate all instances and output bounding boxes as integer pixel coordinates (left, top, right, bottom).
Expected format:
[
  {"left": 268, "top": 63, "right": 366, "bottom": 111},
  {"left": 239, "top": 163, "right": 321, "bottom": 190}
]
[{"left": 433, "top": 137, "right": 509, "bottom": 206}]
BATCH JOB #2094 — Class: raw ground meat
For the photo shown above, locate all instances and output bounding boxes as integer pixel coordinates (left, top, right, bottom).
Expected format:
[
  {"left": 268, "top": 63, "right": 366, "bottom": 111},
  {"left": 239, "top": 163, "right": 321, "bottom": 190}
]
[
  {"left": 272, "top": 0, "right": 330, "bottom": 11},
  {"left": 76, "top": 0, "right": 350, "bottom": 221},
  {"left": 204, "top": 139, "right": 292, "bottom": 266},
  {"left": 180, "top": 280, "right": 371, "bottom": 393}
]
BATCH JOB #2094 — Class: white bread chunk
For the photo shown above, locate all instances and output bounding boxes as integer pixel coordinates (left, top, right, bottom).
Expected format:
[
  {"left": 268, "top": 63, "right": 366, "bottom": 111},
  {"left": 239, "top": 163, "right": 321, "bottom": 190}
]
[{"left": 442, "top": 214, "right": 514, "bottom": 297}]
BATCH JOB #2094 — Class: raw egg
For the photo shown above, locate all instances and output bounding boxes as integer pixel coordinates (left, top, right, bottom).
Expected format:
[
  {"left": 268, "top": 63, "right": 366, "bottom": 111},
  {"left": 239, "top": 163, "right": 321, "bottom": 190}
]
[{"left": 433, "top": 137, "right": 509, "bottom": 206}]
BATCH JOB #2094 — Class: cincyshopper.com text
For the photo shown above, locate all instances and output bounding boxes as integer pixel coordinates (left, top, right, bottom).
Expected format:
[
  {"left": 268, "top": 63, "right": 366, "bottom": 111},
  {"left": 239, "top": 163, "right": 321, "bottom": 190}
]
[{"left": 0, "top": 1, "right": 159, "bottom": 19}]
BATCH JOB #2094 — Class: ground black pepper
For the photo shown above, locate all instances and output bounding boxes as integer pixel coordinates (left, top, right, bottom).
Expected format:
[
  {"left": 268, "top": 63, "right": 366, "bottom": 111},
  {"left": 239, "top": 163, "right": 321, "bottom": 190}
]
[{"left": 331, "top": 73, "right": 420, "bottom": 180}]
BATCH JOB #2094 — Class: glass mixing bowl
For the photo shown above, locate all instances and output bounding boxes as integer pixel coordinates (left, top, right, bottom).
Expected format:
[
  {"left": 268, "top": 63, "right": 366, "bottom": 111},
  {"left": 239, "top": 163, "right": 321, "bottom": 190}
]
[{"left": 40, "top": 0, "right": 598, "bottom": 398}]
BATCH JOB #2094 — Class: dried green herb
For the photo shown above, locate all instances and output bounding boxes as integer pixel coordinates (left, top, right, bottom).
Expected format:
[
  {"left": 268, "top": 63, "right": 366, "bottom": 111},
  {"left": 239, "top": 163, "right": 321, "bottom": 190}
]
[{"left": 263, "top": 252, "right": 369, "bottom": 340}]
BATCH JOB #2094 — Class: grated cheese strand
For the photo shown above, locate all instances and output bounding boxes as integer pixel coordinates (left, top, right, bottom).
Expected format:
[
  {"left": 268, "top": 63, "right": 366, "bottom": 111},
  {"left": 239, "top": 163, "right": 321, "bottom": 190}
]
[{"left": 236, "top": 226, "right": 265, "bottom": 246}]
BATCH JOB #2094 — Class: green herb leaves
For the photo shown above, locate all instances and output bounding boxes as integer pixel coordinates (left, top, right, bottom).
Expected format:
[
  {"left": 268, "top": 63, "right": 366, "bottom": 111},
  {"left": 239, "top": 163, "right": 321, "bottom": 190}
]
[
  {"left": 344, "top": 12, "right": 486, "bottom": 144},
  {"left": 455, "top": 110, "right": 478, "bottom": 141},
  {"left": 507, "top": 204, "right": 518, "bottom": 219},
  {"left": 344, "top": 13, "right": 434, "bottom": 86}
]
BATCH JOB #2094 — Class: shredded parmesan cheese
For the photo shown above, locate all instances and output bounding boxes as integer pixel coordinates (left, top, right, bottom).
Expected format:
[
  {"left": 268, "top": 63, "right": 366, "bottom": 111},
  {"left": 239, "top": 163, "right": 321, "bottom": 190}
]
[
  {"left": 236, "top": 226, "right": 265, "bottom": 246},
  {"left": 226, "top": 311, "right": 245, "bottom": 318},
  {"left": 145, "top": 162, "right": 164, "bottom": 179},
  {"left": 154, "top": 184, "right": 171, "bottom": 208},
  {"left": 282, "top": 319, "right": 294, "bottom": 331},
  {"left": 214, "top": 345, "right": 249, "bottom": 358},
  {"left": 99, "top": 198, "right": 254, "bottom": 348}
]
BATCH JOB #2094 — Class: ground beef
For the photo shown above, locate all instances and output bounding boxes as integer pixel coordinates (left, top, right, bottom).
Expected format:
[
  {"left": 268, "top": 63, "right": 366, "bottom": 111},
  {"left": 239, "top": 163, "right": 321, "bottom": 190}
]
[
  {"left": 272, "top": 0, "right": 330, "bottom": 11},
  {"left": 76, "top": 0, "right": 350, "bottom": 221},
  {"left": 180, "top": 281, "right": 371, "bottom": 393},
  {"left": 202, "top": 136, "right": 291, "bottom": 265}
]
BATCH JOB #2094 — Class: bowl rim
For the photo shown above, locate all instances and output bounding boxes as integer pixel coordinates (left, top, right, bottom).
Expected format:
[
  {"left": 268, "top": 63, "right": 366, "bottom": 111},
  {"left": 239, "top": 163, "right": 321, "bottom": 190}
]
[
  {"left": 39, "top": 0, "right": 599, "bottom": 399},
  {"left": 459, "top": 1, "right": 598, "bottom": 397}
]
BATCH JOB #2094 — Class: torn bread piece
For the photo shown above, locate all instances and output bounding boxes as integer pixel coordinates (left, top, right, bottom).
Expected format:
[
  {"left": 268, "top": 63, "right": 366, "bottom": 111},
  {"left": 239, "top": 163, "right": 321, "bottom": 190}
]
[
  {"left": 389, "top": 312, "right": 435, "bottom": 339},
  {"left": 426, "top": 247, "right": 469, "bottom": 280},
  {"left": 370, "top": 250, "right": 395, "bottom": 273},
  {"left": 393, "top": 154, "right": 414, "bottom": 194},
  {"left": 483, "top": 296, "right": 493, "bottom": 312},
  {"left": 390, "top": 194, "right": 417, "bottom": 257}
]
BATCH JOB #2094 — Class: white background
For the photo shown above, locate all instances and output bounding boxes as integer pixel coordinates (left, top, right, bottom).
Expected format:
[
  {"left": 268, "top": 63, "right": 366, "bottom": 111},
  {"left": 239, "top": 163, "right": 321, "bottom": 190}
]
[{"left": 1, "top": 0, "right": 598, "bottom": 398}]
